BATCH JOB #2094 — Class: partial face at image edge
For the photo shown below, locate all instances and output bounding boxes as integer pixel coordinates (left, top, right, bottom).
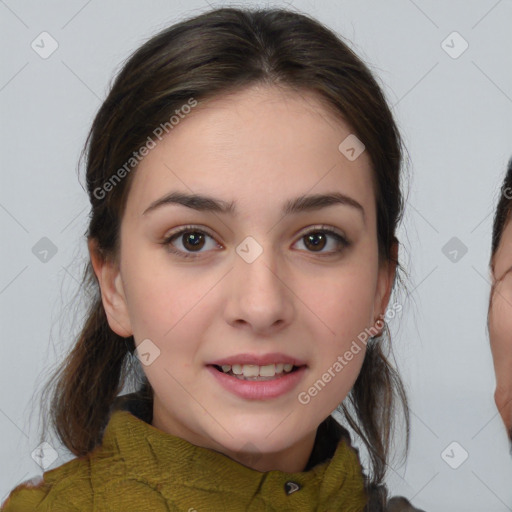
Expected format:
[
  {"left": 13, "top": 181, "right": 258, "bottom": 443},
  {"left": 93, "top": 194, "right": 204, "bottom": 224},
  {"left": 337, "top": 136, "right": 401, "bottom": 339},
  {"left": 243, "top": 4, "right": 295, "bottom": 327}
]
[{"left": 489, "top": 163, "right": 512, "bottom": 443}]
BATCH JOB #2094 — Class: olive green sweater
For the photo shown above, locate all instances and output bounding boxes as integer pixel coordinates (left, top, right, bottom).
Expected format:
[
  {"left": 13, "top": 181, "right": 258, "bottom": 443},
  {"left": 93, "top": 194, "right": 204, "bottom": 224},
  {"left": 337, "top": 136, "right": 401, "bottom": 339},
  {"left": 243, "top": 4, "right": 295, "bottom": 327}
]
[{"left": 1, "top": 406, "right": 368, "bottom": 511}]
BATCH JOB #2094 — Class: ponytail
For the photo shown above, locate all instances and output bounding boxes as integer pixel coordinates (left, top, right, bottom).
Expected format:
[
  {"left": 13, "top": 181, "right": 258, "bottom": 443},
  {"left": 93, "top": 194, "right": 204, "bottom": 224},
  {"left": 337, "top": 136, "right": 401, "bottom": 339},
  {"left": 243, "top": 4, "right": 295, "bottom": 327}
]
[
  {"left": 340, "top": 333, "right": 409, "bottom": 485},
  {"left": 43, "top": 263, "right": 135, "bottom": 456}
]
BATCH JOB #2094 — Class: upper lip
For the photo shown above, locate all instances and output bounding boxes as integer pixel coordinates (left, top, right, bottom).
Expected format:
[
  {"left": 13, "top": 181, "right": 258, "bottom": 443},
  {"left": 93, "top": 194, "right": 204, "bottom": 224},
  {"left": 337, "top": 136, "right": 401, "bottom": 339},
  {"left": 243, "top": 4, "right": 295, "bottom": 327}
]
[{"left": 208, "top": 352, "right": 307, "bottom": 367}]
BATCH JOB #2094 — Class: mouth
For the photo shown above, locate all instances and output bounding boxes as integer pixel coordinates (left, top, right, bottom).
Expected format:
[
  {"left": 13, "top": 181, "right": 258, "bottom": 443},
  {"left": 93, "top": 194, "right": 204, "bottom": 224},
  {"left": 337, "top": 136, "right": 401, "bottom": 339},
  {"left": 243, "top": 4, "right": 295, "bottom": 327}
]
[
  {"left": 206, "top": 362, "right": 308, "bottom": 400},
  {"left": 206, "top": 353, "right": 308, "bottom": 399},
  {"left": 210, "top": 363, "right": 305, "bottom": 381}
]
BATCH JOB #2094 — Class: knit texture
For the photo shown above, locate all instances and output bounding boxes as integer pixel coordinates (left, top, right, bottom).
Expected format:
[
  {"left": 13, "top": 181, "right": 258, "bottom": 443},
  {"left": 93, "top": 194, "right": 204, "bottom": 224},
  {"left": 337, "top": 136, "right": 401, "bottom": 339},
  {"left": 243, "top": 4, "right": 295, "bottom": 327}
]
[{"left": 1, "top": 407, "right": 368, "bottom": 512}]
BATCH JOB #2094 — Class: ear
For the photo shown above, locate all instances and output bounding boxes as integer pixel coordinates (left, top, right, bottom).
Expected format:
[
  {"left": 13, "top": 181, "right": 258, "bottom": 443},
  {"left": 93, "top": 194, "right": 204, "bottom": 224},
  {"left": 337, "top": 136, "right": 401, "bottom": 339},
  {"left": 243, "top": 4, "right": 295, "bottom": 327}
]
[
  {"left": 490, "top": 253, "right": 497, "bottom": 287},
  {"left": 372, "top": 238, "right": 399, "bottom": 334},
  {"left": 88, "top": 238, "right": 133, "bottom": 337}
]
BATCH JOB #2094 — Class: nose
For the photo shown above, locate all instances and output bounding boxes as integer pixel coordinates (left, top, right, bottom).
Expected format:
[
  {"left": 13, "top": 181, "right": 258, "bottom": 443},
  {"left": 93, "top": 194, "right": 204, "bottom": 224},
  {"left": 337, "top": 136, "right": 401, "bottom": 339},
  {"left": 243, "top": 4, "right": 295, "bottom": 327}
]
[{"left": 224, "top": 241, "right": 295, "bottom": 336}]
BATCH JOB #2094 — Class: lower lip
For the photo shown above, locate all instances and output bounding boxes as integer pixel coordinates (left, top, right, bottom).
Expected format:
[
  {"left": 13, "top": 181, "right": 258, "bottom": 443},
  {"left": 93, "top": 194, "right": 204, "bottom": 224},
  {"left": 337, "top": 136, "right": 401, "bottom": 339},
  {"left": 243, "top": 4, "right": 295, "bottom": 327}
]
[{"left": 206, "top": 365, "right": 307, "bottom": 400}]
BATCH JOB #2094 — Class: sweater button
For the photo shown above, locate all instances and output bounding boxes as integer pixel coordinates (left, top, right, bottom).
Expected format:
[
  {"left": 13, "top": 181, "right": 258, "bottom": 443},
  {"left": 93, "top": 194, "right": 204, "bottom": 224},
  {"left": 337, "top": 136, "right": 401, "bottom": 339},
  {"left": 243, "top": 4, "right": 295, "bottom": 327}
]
[{"left": 284, "top": 481, "right": 301, "bottom": 495}]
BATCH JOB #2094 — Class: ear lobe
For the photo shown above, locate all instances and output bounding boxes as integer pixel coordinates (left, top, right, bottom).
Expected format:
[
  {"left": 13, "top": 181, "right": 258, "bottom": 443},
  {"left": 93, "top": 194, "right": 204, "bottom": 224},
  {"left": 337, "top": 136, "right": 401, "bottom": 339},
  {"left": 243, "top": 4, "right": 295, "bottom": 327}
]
[
  {"left": 88, "top": 238, "right": 133, "bottom": 337},
  {"left": 373, "top": 238, "right": 399, "bottom": 332}
]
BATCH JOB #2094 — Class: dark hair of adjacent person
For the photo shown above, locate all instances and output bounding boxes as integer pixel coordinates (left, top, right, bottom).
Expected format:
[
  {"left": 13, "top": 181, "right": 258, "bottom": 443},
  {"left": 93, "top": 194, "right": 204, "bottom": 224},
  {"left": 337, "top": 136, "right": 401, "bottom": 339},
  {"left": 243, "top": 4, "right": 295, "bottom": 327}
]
[
  {"left": 40, "top": 6, "right": 410, "bottom": 493},
  {"left": 491, "top": 157, "right": 512, "bottom": 257}
]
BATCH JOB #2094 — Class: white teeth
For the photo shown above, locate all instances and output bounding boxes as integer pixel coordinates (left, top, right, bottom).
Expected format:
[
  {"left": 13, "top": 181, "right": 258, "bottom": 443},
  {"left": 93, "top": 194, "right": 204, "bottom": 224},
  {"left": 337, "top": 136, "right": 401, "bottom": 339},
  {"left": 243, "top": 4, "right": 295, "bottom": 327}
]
[
  {"left": 259, "top": 364, "right": 276, "bottom": 377},
  {"left": 242, "top": 365, "right": 260, "bottom": 377},
  {"left": 219, "top": 363, "right": 296, "bottom": 376},
  {"left": 232, "top": 364, "right": 243, "bottom": 375}
]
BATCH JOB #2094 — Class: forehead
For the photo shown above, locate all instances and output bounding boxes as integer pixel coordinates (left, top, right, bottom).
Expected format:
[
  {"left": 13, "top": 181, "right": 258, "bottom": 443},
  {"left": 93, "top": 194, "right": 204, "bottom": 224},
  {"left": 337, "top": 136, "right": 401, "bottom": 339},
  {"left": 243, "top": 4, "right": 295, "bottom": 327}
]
[{"left": 125, "top": 84, "right": 376, "bottom": 220}]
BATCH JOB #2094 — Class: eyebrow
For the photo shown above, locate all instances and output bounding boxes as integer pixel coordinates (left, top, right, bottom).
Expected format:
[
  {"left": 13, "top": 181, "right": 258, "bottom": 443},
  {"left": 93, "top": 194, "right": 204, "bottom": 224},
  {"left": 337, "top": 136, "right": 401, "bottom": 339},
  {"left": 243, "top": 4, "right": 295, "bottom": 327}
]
[{"left": 142, "top": 191, "right": 365, "bottom": 222}]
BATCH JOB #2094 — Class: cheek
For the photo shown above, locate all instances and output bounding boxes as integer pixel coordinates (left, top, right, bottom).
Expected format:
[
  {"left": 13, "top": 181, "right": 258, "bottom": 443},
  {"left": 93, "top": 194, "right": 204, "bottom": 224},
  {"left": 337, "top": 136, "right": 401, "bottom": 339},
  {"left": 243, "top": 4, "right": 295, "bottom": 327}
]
[
  {"left": 490, "top": 297, "right": 512, "bottom": 432},
  {"left": 489, "top": 289, "right": 512, "bottom": 411},
  {"left": 489, "top": 295, "right": 512, "bottom": 360},
  {"left": 121, "top": 254, "right": 216, "bottom": 345},
  {"left": 122, "top": 264, "right": 217, "bottom": 387},
  {"left": 303, "top": 264, "right": 378, "bottom": 340}
]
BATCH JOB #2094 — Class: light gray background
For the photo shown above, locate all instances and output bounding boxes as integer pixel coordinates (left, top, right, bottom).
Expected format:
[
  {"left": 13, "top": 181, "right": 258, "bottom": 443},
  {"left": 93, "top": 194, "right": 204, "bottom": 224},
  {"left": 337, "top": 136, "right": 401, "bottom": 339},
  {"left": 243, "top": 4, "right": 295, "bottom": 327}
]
[{"left": 1, "top": 1, "right": 512, "bottom": 510}]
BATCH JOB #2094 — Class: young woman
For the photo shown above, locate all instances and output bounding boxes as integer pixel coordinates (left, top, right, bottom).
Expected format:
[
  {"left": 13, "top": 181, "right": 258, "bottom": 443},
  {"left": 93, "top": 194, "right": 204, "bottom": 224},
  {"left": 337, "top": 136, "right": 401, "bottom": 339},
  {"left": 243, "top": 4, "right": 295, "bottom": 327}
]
[
  {"left": 489, "top": 157, "right": 512, "bottom": 443},
  {"left": 2, "top": 7, "right": 422, "bottom": 511}
]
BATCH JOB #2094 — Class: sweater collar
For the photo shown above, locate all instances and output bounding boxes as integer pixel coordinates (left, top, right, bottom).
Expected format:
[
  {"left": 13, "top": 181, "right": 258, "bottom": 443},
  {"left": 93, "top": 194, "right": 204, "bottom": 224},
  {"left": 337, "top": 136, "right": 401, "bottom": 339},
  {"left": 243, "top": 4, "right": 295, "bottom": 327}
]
[{"left": 104, "top": 394, "right": 368, "bottom": 511}]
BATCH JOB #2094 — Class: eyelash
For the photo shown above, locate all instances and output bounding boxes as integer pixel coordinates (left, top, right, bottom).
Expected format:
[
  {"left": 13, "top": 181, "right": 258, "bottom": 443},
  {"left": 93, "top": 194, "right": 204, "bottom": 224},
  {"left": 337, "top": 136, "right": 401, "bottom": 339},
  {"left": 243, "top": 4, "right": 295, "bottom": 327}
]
[{"left": 161, "top": 224, "right": 350, "bottom": 260}]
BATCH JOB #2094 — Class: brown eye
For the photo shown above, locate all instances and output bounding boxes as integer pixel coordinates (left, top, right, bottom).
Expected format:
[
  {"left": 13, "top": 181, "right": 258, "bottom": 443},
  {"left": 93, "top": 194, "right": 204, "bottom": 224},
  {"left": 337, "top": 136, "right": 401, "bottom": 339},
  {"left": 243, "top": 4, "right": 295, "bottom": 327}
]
[
  {"left": 294, "top": 228, "right": 349, "bottom": 256},
  {"left": 181, "top": 232, "right": 206, "bottom": 251},
  {"left": 303, "top": 232, "right": 327, "bottom": 251},
  {"left": 162, "top": 226, "right": 220, "bottom": 259}
]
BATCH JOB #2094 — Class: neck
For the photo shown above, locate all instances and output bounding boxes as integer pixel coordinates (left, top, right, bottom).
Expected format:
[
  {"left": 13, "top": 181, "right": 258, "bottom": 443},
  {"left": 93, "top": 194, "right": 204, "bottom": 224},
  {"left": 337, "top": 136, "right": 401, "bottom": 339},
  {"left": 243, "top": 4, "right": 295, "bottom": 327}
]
[
  {"left": 151, "top": 401, "right": 318, "bottom": 473},
  {"left": 219, "top": 429, "right": 318, "bottom": 473}
]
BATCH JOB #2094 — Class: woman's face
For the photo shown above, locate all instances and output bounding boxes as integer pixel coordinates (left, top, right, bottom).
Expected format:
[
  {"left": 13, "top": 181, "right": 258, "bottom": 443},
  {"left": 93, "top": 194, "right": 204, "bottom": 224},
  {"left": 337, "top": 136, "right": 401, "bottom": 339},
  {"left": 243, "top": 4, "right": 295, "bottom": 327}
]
[
  {"left": 92, "top": 85, "right": 395, "bottom": 472},
  {"left": 490, "top": 217, "right": 512, "bottom": 437}
]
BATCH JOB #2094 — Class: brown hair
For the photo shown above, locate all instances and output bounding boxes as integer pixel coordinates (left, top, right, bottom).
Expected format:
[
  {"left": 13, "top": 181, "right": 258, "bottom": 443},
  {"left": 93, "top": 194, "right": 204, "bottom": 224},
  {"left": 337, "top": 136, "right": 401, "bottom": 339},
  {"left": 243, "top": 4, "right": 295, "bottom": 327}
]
[
  {"left": 42, "top": 6, "right": 409, "bottom": 488},
  {"left": 491, "top": 157, "right": 512, "bottom": 258}
]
